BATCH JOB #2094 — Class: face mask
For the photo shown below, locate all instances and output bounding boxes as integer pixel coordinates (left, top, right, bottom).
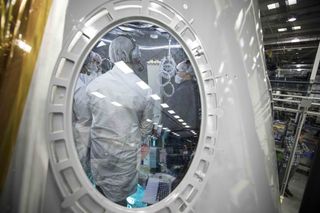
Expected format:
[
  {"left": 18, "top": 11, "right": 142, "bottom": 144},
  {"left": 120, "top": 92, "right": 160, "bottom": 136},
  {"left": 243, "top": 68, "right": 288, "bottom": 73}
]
[
  {"left": 86, "top": 62, "right": 98, "bottom": 74},
  {"left": 175, "top": 75, "right": 183, "bottom": 84}
]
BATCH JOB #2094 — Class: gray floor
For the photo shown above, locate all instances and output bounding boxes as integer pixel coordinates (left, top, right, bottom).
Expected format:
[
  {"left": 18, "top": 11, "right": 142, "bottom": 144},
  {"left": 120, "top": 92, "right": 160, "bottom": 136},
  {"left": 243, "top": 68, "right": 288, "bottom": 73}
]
[{"left": 281, "top": 171, "right": 308, "bottom": 213}]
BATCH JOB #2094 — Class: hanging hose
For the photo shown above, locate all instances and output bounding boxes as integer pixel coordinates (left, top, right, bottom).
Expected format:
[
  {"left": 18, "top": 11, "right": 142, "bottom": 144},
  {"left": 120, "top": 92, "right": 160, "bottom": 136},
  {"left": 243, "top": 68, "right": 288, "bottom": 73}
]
[
  {"left": 158, "top": 37, "right": 176, "bottom": 97},
  {"left": 159, "top": 37, "right": 176, "bottom": 79}
]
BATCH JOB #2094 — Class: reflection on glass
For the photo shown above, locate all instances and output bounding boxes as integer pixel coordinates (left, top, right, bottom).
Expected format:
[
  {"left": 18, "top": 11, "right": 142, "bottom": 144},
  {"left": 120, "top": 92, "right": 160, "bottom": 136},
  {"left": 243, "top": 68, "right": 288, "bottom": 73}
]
[{"left": 72, "top": 22, "right": 201, "bottom": 208}]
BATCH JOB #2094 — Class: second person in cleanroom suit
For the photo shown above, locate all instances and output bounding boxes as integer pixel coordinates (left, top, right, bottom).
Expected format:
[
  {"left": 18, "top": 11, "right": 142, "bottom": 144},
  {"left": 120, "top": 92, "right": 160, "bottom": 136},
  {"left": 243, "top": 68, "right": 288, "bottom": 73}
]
[
  {"left": 73, "top": 51, "right": 102, "bottom": 178},
  {"left": 86, "top": 36, "right": 154, "bottom": 205}
]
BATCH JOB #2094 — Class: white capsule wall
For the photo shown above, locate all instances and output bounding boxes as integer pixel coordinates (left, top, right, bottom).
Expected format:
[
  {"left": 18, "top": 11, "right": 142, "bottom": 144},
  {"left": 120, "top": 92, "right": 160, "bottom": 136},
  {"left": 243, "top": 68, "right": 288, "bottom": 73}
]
[{"left": 1, "top": 0, "right": 280, "bottom": 213}]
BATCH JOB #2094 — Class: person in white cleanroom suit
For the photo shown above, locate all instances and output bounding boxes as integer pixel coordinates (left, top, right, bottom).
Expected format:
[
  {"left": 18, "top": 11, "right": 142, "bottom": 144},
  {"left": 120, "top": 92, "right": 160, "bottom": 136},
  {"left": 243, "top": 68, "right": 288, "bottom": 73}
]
[
  {"left": 73, "top": 51, "right": 102, "bottom": 178},
  {"left": 86, "top": 36, "right": 154, "bottom": 205}
]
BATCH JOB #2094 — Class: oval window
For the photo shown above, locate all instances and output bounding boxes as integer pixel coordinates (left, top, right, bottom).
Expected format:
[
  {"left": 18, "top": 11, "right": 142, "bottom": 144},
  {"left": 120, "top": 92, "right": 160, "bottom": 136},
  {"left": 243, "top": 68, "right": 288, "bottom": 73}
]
[{"left": 72, "top": 22, "right": 201, "bottom": 208}]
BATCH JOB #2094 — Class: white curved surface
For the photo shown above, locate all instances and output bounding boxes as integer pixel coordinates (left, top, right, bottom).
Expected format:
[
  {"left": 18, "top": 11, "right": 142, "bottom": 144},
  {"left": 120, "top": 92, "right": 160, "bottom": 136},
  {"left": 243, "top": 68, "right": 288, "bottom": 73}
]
[{"left": 1, "top": 0, "right": 280, "bottom": 213}]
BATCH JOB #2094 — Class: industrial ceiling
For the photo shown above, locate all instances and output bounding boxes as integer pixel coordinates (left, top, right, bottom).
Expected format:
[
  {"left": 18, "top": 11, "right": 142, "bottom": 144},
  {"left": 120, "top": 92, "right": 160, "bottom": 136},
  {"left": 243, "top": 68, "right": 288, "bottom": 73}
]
[{"left": 259, "top": 0, "right": 320, "bottom": 95}]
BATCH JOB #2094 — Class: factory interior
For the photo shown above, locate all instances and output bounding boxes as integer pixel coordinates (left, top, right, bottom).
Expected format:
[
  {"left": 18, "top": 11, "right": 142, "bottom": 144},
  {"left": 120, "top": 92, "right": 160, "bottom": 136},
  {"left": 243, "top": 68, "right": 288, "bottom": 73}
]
[
  {"left": 0, "top": 0, "right": 320, "bottom": 213},
  {"left": 259, "top": 0, "right": 320, "bottom": 212}
]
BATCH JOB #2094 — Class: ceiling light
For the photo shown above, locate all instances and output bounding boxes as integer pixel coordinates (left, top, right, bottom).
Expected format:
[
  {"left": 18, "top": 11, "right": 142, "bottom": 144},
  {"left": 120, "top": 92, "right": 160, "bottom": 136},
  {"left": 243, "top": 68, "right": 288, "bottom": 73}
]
[
  {"left": 97, "top": 41, "right": 106, "bottom": 48},
  {"left": 150, "top": 94, "right": 161, "bottom": 100},
  {"left": 182, "top": 122, "right": 187, "bottom": 125},
  {"left": 163, "top": 128, "right": 171, "bottom": 132},
  {"left": 90, "top": 91, "right": 106, "bottom": 98},
  {"left": 291, "top": 38, "right": 300, "bottom": 43},
  {"left": 160, "top": 103, "right": 169, "bottom": 108},
  {"left": 136, "top": 81, "right": 150, "bottom": 90},
  {"left": 146, "top": 119, "right": 152, "bottom": 123},
  {"left": 288, "top": 17, "right": 296, "bottom": 22},
  {"left": 140, "top": 44, "right": 181, "bottom": 51},
  {"left": 285, "top": 0, "right": 297, "bottom": 6},
  {"left": 278, "top": 28, "right": 287, "bottom": 32},
  {"left": 168, "top": 110, "right": 175, "bottom": 114},
  {"left": 292, "top": 26, "right": 301, "bottom": 30},
  {"left": 174, "top": 115, "right": 180, "bottom": 119},
  {"left": 267, "top": 3, "right": 280, "bottom": 10},
  {"left": 118, "top": 26, "right": 135, "bottom": 32},
  {"left": 150, "top": 33, "right": 158, "bottom": 39},
  {"left": 178, "top": 119, "right": 184, "bottom": 122},
  {"left": 172, "top": 132, "right": 180, "bottom": 137},
  {"left": 185, "top": 125, "right": 190, "bottom": 128},
  {"left": 190, "top": 130, "right": 197, "bottom": 135},
  {"left": 111, "top": 101, "right": 122, "bottom": 107},
  {"left": 297, "top": 68, "right": 302, "bottom": 72}
]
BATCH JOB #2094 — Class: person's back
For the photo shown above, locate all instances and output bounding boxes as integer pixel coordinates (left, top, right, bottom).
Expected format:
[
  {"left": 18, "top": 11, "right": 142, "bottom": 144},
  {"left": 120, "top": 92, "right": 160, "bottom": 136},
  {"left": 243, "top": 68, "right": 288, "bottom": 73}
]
[
  {"left": 86, "top": 61, "right": 154, "bottom": 203},
  {"left": 87, "top": 62, "right": 153, "bottom": 148}
]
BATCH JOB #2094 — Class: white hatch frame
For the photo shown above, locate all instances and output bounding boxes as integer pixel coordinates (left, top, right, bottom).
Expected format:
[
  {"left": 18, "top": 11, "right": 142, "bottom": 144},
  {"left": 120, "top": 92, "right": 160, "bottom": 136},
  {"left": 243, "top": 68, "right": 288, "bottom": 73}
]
[{"left": 47, "top": 1, "right": 219, "bottom": 212}]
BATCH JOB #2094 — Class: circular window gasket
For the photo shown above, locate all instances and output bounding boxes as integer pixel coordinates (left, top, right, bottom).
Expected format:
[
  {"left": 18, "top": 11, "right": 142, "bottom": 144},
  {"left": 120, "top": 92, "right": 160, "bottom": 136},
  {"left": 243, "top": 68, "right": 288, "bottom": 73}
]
[{"left": 47, "top": 1, "right": 218, "bottom": 212}]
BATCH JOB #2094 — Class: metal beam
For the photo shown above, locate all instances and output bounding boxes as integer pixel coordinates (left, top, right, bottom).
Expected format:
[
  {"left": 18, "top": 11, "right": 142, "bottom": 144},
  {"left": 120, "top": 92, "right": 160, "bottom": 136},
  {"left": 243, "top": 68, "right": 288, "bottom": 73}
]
[
  {"left": 310, "top": 42, "right": 320, "bottom": 82},
  {"left": 264, "top": 36, "right": 320, "bottom": 46},
  {"left": 273, "top": 106, "right": 320, "bottom": 116},
  {"left": 273, "top": 98, "right": 300, "bottom": 104},
  {"left": 272, "top": 89, "right": 310, "bottom": 94},
  {"left": 262, "top": 19, "right": 320, "bottom": 31},
  {"left": 281, "top": 64, "right": 313, "bottom": 68},
  {"left": 307, "top": 111, "right": 320, "bottom": 116},
  {"left": 272, "top": 50, "right": 317, "bottom": 55},
  {"left": 273, "top": 106, "right": 299, "bottom": 113},
  {"left": 263, "top": 28, "right": 320, "bottom": 40},
  {"left": 265, "top": 45, "right": 318, "bottom": 52},
  {"left": 272, "top": 93, "right": 320, "bottom": 100},
  {"left": 280, "top": 111, "right": 307, "bottom": 197},
  {"left": 272, "top": 69, "right": 312, "bottom": 72},
  {"left": 271, "top": 80, "right": 320, "bottom": 84},
  {"left": 273, "top": 98, "right": 320, "bottom": 106}
]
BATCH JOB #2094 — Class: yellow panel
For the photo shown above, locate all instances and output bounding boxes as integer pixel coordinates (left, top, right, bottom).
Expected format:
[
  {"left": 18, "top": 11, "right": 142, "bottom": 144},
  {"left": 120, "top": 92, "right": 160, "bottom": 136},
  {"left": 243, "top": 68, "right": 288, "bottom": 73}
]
[{"left": 0, "top": 0, "right": 52, "bottom": 191}]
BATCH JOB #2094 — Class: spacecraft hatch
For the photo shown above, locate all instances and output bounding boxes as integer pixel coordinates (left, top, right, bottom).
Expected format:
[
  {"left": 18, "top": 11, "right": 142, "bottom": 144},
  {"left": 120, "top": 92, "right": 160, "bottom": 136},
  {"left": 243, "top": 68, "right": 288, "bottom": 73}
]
[{"left": 1, "top": 1, "right": 280, "bottom": 213}]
